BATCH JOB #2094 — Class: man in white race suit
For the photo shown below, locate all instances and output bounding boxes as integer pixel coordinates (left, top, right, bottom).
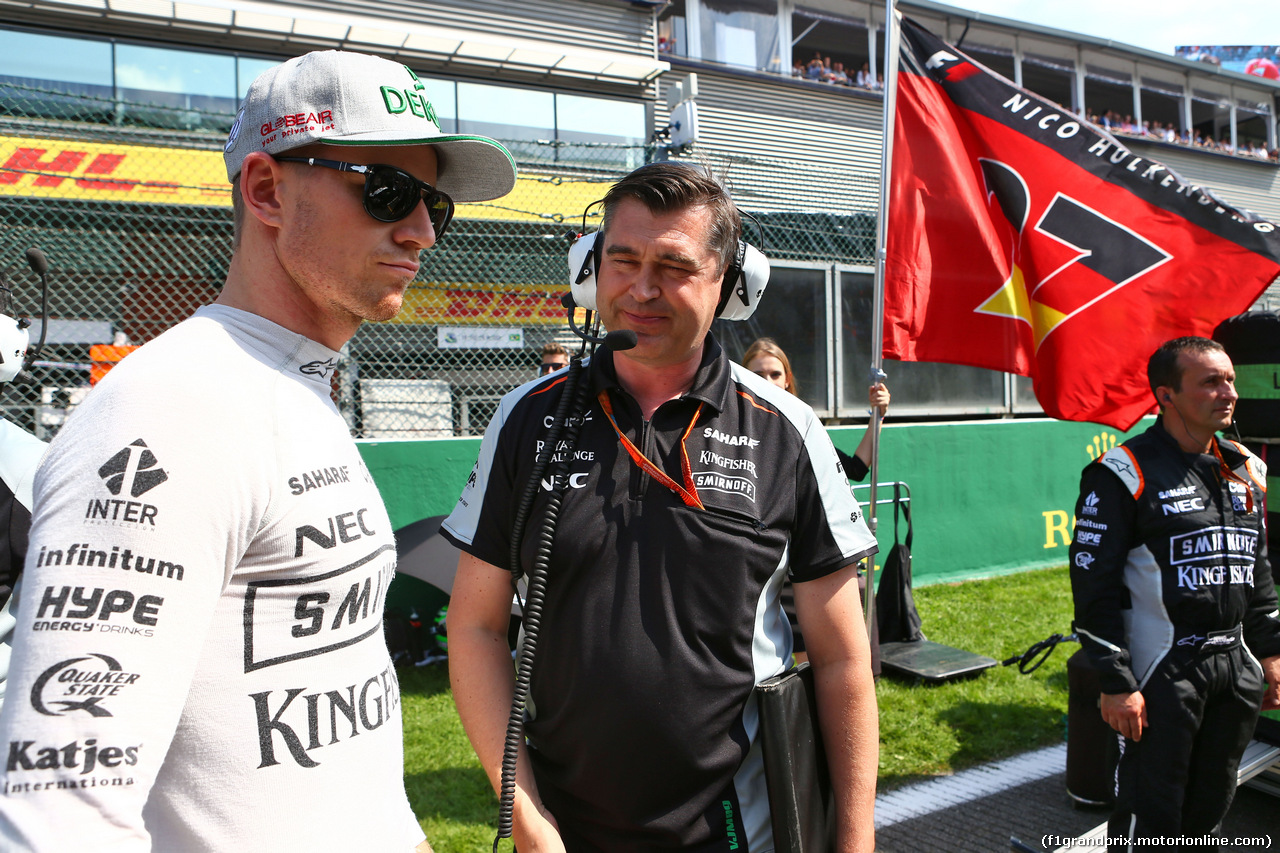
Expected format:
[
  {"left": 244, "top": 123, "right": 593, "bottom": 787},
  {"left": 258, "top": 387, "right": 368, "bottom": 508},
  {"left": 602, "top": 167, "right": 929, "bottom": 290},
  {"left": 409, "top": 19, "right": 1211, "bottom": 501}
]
[{"left": 0, "top": 49, "right": 515, "bottom": 851}]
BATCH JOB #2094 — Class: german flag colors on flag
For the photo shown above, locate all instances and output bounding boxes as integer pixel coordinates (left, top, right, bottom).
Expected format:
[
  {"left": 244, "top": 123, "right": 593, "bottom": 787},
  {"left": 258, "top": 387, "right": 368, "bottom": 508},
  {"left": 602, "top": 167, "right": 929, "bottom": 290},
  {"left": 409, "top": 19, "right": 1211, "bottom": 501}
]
[{"left": 883, "top": 17, "right": 1280, "bottom": 430}]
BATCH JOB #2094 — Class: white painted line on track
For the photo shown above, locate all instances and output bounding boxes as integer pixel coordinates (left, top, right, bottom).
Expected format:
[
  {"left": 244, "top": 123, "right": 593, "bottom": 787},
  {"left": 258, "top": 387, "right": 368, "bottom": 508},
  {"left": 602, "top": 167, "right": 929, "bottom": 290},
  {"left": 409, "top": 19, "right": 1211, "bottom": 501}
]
[{"left": 875, "top": 743, "right": 1067, "bottom": 828}]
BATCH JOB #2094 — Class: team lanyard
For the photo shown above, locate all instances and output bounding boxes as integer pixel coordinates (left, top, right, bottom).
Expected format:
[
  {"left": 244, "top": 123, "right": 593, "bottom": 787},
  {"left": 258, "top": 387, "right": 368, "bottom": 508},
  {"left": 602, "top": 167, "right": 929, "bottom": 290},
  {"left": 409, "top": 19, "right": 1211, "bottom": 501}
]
[{"left": 597, "top": 390, "right": 705, "bottom": 510}]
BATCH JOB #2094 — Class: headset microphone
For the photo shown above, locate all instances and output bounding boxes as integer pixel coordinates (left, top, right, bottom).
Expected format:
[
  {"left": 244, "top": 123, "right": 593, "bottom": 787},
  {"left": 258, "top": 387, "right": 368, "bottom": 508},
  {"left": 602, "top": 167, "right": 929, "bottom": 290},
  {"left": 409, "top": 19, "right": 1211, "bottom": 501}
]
[
  {"left": 21, "top": 247, "right": 49, "bottom": 374},
  {"left": 25, "top": 248, "right": 47, "bottom": 277},
  {"left": 602, "top": 329, "right": 637, "bottom": 351},
  {"left": 0, "top": 270, "right": 13, "bottom": 319},
  {"left": 559, "top": 294, "right": 637, "bottom": 352}
]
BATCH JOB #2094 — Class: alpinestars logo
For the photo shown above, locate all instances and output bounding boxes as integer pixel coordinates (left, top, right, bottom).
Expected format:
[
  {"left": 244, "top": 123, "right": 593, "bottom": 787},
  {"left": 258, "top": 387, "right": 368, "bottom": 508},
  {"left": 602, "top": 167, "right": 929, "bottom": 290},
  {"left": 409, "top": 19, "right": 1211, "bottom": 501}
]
[
  {"left": 300, "top": 358, "right": 338, "bottom": 378},
  {"left": 98, "top": 440, "right": 168, "bottom": 498},
  {"left": 31, "top": 653, "right": 140, "bottom": 717}
]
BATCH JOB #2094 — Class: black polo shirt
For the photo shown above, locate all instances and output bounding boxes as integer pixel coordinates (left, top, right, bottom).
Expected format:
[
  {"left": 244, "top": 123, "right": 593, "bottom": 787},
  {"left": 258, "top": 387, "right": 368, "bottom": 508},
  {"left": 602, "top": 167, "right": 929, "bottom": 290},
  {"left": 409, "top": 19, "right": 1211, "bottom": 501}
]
[{"left": 443, "top": 334, "right": 877, "bottom": 852}]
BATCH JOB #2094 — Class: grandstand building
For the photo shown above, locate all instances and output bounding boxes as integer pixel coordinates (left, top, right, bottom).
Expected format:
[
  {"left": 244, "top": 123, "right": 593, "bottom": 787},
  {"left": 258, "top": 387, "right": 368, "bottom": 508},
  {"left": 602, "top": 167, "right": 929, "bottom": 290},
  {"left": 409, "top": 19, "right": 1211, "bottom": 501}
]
[{"left": 3, "top": 0, "right": 1276, "bottom": 431}]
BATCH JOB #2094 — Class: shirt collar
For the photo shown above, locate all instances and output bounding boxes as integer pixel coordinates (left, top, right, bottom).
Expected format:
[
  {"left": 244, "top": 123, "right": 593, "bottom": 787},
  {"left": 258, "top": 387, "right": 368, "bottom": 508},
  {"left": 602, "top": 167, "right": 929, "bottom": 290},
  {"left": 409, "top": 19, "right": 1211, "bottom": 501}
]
[
  {"left": 1151, "top": 416, "right": 1246, "bottom": 469},
  {"left": 590, "top": 331, "right": 734, "bottom": 415},
  {"left": 195, "top": 304, "right": 343, "bottom": 397}
]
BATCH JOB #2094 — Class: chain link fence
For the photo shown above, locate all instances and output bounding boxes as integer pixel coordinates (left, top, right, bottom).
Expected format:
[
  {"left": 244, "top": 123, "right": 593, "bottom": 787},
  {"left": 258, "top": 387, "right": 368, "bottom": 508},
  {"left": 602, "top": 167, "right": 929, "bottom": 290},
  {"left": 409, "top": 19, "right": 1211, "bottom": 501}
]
[{"left": 1, "top": 81, "right": 879, "bottom": 439}]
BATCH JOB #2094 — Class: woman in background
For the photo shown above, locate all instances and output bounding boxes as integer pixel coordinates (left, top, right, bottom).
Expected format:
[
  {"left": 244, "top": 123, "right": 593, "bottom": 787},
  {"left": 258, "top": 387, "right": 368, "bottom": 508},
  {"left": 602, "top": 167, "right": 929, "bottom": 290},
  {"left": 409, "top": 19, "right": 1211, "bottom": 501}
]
[
  {"left": 742, "top": 337, "right": 889, "bottom": 665},
  {"left": 742, "top": 337, "right": 889, "bottom": 481}
]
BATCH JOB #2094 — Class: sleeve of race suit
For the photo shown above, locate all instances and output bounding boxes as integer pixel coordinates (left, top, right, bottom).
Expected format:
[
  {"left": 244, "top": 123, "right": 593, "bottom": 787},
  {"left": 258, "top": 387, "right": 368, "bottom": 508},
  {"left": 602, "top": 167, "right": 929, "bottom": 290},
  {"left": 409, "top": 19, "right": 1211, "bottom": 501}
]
[
  {"left": 0, "top": 368, "right": 260, "bottom": 849},
  {"left": 1069, "top": 463, "right": 1141, "bottom": 695},
  {"left": 1242, "top": 454, "right": 1280, "bottom": 661}
]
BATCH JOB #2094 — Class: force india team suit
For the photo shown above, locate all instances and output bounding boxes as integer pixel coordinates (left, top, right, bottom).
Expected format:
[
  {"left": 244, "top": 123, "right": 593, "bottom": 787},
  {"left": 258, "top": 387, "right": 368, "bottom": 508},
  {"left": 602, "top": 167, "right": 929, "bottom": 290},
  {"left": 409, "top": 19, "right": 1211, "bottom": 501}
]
[
  {"left": 0, "top": 305, "right": 425, "bottom": 851},
  {"left": 442, "top": 334, "right": 878, "bottom": 853},
  {"left": 1068, "top": 419, "right": 1280, "bottom": 846}
]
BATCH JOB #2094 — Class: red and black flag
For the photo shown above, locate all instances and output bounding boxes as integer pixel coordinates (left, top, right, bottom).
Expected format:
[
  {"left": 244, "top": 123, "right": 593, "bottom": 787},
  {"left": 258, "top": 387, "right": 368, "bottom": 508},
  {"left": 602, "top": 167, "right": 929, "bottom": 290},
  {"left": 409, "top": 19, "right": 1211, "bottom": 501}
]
[{"left": 883, "top": 17, "right": 1280, "bottom": 430}]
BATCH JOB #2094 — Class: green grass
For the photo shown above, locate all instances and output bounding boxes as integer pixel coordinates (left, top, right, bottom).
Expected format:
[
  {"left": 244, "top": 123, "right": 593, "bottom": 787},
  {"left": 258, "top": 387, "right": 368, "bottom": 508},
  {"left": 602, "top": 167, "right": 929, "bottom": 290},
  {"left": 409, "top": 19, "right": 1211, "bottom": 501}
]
[
  {"left": 398, "top": 665, "right": 508, "bottom": 852},
  {"left": 400, "top": 565, "right": 1076, "bottom": 850},
  {"left": 876, "top": 565, "right": 1075, "bottom": 788}
]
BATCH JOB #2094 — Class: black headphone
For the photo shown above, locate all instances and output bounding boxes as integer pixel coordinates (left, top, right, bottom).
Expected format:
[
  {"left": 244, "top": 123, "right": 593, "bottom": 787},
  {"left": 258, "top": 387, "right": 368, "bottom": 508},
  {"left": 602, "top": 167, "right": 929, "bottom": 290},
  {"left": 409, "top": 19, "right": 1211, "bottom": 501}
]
[{"left": 567, "top": 228, "right": 770, "bottom": 322}]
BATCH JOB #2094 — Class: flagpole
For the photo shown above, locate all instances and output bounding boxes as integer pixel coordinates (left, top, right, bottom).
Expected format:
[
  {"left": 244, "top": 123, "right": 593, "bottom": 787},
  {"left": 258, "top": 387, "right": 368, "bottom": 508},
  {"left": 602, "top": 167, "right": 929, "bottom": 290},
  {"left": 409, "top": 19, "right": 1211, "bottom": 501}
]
[{"left": 865, "top": 0, "right": 901, "bottom": 630}]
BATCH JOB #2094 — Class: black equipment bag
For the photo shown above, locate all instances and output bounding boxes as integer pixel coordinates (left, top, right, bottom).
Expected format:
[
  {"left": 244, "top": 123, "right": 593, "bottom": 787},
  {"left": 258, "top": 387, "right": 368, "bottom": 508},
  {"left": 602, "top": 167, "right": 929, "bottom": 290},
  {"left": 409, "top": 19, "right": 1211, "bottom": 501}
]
[
  {"left": 756, "top": 662, "right": 835, "bottom": 853},
  {"left": 875, "top": 490, "right": 924, "bottom": 644}
]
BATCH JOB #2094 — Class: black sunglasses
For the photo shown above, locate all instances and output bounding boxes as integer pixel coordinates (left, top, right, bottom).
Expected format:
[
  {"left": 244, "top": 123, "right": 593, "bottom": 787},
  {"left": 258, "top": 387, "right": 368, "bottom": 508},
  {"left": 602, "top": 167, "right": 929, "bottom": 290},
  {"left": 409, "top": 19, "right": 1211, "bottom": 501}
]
[
  {"left": 276, "top": 157, "right": 455, "bottom": 238},
  {"left": 539, "top": 361, "right": 568, "bottom": 374}
]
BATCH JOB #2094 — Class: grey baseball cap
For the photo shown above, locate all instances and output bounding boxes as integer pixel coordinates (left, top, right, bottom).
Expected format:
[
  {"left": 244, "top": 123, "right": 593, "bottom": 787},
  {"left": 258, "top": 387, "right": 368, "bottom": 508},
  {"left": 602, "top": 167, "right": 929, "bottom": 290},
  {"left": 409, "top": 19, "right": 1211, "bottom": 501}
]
[{"left": 223, "top": 50, "right": 516, "bottom": 203}]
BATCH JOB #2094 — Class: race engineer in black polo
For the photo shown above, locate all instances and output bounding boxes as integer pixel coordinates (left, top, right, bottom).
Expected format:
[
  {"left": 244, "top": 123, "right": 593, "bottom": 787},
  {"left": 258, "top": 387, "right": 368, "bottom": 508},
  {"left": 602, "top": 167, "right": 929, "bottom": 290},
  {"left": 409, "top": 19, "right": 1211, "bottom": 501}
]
[
  {"left": 1069, "top": 336, "right": 1280, "bottom": 850},
  {"left": 443, "top": 162, "right": 879, "bottom": 853}
]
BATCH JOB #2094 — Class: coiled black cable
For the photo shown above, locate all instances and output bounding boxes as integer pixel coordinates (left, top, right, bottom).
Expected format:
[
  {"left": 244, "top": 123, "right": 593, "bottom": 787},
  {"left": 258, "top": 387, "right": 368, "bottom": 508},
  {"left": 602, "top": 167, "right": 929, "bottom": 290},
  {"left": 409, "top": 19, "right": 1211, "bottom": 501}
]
[
  {"left": 493, "top": 354, "right": 594, "bottom": 851},
  {"left": 1000, "top": 632, "right": 1078, "bottom": 675}
]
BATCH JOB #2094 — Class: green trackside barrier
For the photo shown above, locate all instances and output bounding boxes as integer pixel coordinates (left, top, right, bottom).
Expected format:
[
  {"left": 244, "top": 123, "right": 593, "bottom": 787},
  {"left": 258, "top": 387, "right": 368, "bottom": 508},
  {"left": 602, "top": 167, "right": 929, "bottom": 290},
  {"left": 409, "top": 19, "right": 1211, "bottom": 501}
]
[
  {"left": 359, "top": 436, "right": 481, "bottom": 630},
  {"left": 826, "top": 416, "right": 1152, "bottom": 586},
  {"left": 359, "top": 435, "right": 483, "bottom": 533},
  {"left": 1233, "top": 363, "right": 1280, "bottom": 400},
  {"left": 359, "top": 416, "right": 1155, "bottom": 592}
]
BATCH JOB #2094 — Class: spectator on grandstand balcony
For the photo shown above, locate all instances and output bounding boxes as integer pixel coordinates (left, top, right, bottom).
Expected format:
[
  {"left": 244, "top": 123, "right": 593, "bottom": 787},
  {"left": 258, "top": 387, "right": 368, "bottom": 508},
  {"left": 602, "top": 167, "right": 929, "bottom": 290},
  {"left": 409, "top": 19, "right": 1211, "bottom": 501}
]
[
  {"left": 872, "top": 72, "right": 884, "bottom": 92},
  {"left": 831, "top": 61, "right": 849, "bottom": 85},
  {"left": 856, "top": 61, "right": 872, "bottom": 88}
]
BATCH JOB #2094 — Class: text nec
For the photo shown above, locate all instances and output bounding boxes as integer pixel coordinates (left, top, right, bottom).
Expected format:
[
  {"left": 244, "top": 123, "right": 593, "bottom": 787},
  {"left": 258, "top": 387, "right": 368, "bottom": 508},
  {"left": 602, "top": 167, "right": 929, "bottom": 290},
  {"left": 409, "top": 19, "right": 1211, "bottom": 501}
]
[
  {"left": 1162, "top": 497, "right": 1205, "bottom": 515},
  {"left": 294, "top": 509, "right": 376, "bottom": 557}
]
